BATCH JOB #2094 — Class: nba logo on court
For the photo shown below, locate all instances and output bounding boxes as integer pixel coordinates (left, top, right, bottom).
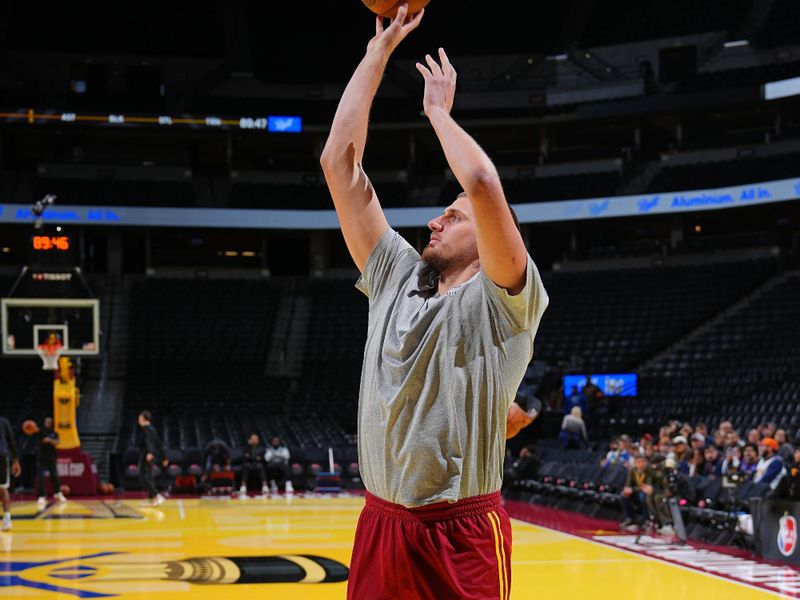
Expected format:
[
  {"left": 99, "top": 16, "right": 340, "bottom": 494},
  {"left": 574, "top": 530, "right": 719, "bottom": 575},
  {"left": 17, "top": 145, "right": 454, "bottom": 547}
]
[{"left": 777, "top": 515, "right": 797, "bottom": 557}]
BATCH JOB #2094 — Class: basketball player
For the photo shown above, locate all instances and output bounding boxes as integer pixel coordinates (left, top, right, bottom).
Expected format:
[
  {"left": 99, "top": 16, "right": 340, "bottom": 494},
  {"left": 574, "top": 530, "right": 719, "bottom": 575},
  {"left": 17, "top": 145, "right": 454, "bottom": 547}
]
[
  {"left": 506, "top": 396, "right": 543, "bottom": 440},
  {"left": 0, "top": 415, "right": 21, "bottom": 531},
  {"left": 320, "top": 5, "right": 548, "bottom": 598},
  {"left": 137, "top": 411, "right": 167, "bottom": 506},
  {"left": 36, "top": 416, "right": 67, "bottom": 508}
]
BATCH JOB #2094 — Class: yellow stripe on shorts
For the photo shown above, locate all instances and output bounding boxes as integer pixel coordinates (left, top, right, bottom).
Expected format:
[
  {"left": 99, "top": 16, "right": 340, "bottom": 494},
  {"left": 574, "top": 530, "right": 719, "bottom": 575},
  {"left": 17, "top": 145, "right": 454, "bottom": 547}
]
[{"left": 487, "top": 510, "right": 509, "bottom": 600}]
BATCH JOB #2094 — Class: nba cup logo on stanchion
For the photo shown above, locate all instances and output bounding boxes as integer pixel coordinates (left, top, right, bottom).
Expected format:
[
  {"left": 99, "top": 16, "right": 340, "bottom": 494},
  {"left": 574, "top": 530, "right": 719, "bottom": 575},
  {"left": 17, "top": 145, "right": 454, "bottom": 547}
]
[{"left": 778, "top": 514, "right": 798, "bottom": 557}]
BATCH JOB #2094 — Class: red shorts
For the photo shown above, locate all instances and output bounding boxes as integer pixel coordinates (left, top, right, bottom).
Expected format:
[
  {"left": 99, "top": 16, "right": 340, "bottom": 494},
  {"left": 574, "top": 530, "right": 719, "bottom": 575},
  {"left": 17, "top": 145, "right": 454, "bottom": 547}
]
[{"left": 348, "top": 491, "right": 512, "bottom": 600}]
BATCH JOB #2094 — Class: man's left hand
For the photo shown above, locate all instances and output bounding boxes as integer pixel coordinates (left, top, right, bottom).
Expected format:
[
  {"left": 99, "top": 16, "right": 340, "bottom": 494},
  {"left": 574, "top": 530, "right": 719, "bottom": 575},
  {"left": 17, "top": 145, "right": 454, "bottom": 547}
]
[
  {"left": 416, "top": 48, "right": 456, "bottom": 118},
  {"left": 11, "top": 460, "right": 21, "bottom": 477}
]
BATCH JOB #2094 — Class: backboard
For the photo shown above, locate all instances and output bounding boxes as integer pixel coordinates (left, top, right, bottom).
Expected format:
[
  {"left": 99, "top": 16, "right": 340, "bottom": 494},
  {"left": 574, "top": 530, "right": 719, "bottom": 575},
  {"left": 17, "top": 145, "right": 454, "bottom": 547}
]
[{"left": 1, "top": 298, "right": 100, "bottom": 357}]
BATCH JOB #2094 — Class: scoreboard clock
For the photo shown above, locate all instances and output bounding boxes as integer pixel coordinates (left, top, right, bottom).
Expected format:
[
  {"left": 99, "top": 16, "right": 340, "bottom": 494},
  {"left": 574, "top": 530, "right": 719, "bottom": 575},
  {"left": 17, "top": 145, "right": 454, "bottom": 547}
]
[
  {"left": 28, "top": 231, "right": 77, "bottom": 268},
  {"left": 32, "top": 235, "right": 71, "bottom": 252}
]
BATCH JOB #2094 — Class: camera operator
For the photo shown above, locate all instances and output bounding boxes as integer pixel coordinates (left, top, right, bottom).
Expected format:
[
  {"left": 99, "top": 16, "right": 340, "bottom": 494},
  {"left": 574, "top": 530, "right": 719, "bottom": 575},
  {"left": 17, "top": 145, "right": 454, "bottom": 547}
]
[
  {"left": 620, "top": 455, "right": 665, "bottom": 532},
  {"left": 653, "top": 455, "right": 693, "bottom": 535}
]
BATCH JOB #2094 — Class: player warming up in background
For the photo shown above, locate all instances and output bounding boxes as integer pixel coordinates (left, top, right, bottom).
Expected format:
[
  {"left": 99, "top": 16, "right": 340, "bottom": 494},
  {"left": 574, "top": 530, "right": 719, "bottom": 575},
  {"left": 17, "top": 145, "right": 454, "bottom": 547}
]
[
  {"left": 137, "top": 411, "right": 167, "bottom": 507},
  {"left": 0, "top": 415, "right": 20, "bottom": 531},
  {"left": 320, "top": 5, "right": 548, "bottom": 598},
  {"left": 36, "top": 416, "right": 67, "bottom": 508}
]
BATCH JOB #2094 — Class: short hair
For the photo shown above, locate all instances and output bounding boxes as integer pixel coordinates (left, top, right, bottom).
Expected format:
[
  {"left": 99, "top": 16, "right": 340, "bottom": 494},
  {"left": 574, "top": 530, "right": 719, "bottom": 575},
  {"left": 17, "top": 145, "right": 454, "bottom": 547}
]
[
  {"left": 456, "top": 192, "right": 521, "bottom": 233},
  {"left": 140, "top": 410, "right": 151, "bottom": 421},
  {"left": 570, "top": 406, "right": 582, "bottom": 418}
]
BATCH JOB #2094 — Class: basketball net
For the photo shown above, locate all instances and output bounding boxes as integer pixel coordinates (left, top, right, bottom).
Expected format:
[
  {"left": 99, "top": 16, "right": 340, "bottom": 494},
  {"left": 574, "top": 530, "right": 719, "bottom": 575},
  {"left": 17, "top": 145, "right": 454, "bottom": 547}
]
[{"left": 36, "top": 343, "right": 64, "bottom": 371}]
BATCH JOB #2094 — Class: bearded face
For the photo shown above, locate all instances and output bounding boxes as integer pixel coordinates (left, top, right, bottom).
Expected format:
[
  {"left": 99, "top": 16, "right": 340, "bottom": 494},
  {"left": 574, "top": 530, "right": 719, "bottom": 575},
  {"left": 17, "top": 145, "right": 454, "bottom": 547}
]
[{"left": 422, "top": 195, "right": 478, "bottom": 276}]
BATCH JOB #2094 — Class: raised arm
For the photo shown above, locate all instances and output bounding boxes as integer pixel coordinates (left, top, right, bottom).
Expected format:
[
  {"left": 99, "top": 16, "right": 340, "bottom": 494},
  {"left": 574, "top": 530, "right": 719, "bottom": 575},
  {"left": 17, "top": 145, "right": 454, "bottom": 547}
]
[
  {"left": 417, "top": 49, "right": 527, "bottom": 294},
  {"left": 320, "top": 5, "right": 423, "bottom": 272}
]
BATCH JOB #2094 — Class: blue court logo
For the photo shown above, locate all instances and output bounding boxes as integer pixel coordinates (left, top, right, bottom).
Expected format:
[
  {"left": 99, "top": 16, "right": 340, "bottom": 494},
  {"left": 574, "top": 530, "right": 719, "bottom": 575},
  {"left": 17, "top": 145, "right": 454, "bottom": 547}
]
[{"left": 0, "top": 552, "right": 119, "bottom": 598}]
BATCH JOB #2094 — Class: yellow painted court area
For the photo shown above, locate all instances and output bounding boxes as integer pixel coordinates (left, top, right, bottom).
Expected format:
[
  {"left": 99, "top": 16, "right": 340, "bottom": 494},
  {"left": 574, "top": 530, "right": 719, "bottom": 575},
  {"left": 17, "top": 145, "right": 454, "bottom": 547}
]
[{"left": 1, "top": 496, "right": 781, "bottom": 599}]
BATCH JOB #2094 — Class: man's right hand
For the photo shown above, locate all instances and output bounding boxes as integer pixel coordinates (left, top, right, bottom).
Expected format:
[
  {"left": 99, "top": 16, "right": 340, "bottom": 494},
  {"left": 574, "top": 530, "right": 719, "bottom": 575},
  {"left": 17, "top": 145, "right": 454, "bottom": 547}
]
[
  {"left": 622, "top": 486, "right": 633, "bottom": 497},
  {"left": 146, "top": 453, "right": 154, "bottom": 463},
  {"left": 366, "top": 3, "right": 424, "bottom": 57}
]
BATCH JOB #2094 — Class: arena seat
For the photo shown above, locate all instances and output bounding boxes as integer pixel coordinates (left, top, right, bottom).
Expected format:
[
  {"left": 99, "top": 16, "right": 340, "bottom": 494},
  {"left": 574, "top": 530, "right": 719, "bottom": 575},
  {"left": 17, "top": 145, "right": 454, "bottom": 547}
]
[
  {"left": 580, "top": 0, "right": 749, "bottom": 47},
  {"left": 646, "top": 150, "right": 800, "bottom": 194},
  {"left": 756, "top": 0, "right": 800, "bottom": 47},
  {"left": 34, "top": 177, "right": 195, "bottom": 207},
  {"left": 534, "top": 258, "right": 777, "bottom": 372},
  {"left": 639, "top": 273, "right": 800, "bottom": 429}
]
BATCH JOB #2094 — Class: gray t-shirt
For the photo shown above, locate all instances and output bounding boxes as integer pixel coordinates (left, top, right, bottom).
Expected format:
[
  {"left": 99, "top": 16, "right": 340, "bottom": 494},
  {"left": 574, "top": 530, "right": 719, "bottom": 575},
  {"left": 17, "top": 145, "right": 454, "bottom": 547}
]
[
  {"left": 356, "top": 228, "right": 548, "bottom": 507},
  {"left": 561, "top": 414, "right": 588, "bottom": 441}
]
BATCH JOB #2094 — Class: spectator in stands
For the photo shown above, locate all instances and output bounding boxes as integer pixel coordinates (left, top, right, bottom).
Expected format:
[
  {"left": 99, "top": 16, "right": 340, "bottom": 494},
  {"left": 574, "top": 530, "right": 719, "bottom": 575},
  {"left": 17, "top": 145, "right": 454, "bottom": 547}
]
[
  {"left": 538, "top": 363, "right": 564, "bottom": 412},
  {"left": 679, "top": 423, "right": 694, "bottom": 440},
  {"left": 724, "top": 430, "right": 743, "bottom": 449},
  {"left": 774, "top": 429, "right": 795, "bottom": 463},
  {"left": 203, "top": 439, "right": 231, "bottom": 480},
  {"left": 582, "top": 375, "right": 605, "bottom": 415},
  {"left": 717, "top": 421, "right": 734, "bottom": 437},
  {"left": 137, "top": 411, "right": 167, "bottom": 507},
  {"left": 672, "top": 436, "right": 691, "bottom": 474},
  {"left": 510, "top": 445, "right": 540, "bottom": 482},
  {"left": 763, "top": 422, "right": 778, "bottom": 439},
  {"left": 774, "top": 448, "right": 800, "bottom": 501},
  {"left": 687, "top": 448, "right": 706, "bottom": 478},
  {"left": 559, "top": 406, "right": 589, "bottom": 449},
  {"left": 601, "top": 437, "right": 619, "bottom": 466},
  {"left": 36, "top": 417, "right": 67, "bottom": 509},
  {"left": 754, "top": 438, "right": 786, "bottom": 490},
  {"left": 712, "top": 430, "right": 726, "bottom": 449},
  {"left": 721, "top": 445, "right": 742, "bottom": 476},
  {"left": 264, "top": 437, "right": 293, "bottom": 495},
  {"left": 620, "top": 455, "right": 663, "bottom": 532},
  {"left": 746, "top": 428, "right": 761, "bottom": 446},
  {"left": 563, "top": 385, "right": 587, "bottom": 416},
  {"left": 690, "top": 432, "right": 706, "bottom": 452},
  {"left": 701, "top": 445, "right": 723, "bottom": 477},
  {"left": 603, "top": 435, "right": 633, "bottom": 468},
  {"left": 739, "top": 444, "right": 759, "bottom": 479},
  {"left": 641, "top": 437, "right": 656, "bottom": 459},
  {"left": 696, "top": 422, "right": 712, "bottom": 446},
  {"left": 239, "top": 433, "right": 268, "bottom": 496}
]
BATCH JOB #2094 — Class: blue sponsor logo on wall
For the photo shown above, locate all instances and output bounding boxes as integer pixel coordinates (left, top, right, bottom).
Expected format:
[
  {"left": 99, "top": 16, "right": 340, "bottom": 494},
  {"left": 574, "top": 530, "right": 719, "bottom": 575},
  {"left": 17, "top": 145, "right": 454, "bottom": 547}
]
[
  {"left": 588, "top": 200, "right": 609, "bottom": 216},
  {"left": 638, "top": 196, "right": 659, "bottom": 213}
]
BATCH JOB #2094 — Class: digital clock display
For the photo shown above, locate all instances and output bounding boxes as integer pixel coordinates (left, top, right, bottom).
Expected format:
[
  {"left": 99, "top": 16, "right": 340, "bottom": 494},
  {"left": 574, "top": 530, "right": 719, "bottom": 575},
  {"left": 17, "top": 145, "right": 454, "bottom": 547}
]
[{"left": 32, "top": 235, "right": 71, "bottom": 251}]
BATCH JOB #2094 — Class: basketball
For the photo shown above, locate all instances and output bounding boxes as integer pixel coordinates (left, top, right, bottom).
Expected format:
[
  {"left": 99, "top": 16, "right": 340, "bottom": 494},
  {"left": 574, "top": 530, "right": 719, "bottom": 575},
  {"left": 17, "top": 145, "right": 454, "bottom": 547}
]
[
  {"left": 22, "top": 419, "right": 39, "bottom": 435},
  {"left": 362, "top": 0, "right": 430, "bottom": 19},
  {"left": 60, "top": 484, "right": 71, "bottom": 495},
  {"left": 506, "top": 403, "right": 533, "bottom": 440}
]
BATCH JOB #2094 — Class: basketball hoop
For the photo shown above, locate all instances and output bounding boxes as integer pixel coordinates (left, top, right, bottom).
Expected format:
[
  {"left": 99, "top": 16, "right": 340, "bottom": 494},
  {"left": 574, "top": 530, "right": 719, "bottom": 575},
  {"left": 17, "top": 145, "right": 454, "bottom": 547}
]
[{"left": 36, "top": 343, "right": 64, "bottom": 371}]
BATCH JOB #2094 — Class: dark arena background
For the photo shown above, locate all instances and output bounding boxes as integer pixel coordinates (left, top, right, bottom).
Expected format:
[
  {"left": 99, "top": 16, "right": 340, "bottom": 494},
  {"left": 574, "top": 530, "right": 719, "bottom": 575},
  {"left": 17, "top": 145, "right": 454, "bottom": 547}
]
[{"left": 1, "top": 1, "right": 800, "bottom": 598}]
